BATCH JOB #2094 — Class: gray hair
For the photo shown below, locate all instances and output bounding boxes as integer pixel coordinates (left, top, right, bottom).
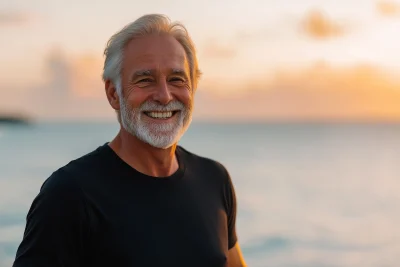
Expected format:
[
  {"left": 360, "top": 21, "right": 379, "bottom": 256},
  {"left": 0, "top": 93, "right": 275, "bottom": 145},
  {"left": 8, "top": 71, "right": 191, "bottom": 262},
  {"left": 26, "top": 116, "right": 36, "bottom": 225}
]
[{"left": 102, "top": 14, "right": 202, "bottom": 95}]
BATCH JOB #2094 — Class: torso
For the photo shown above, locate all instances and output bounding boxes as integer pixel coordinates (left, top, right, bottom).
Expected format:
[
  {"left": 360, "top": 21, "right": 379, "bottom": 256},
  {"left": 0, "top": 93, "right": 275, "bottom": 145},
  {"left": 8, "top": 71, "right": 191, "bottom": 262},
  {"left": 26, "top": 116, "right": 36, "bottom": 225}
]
[{"left": 72, "top": 144, "right": 231, "bottom": 267}]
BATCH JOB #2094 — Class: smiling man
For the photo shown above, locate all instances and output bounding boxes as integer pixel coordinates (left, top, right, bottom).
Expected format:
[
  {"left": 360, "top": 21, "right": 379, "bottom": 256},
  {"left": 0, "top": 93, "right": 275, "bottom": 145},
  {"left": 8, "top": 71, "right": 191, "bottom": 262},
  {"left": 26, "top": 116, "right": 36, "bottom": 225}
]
[{"left": 12, "top": 14, "right": 246, "bottom": 267}]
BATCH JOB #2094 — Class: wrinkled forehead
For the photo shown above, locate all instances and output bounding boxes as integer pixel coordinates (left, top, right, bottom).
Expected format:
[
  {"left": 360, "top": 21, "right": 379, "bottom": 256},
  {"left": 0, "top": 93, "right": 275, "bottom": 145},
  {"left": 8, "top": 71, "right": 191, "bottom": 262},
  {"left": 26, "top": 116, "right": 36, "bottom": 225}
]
[{"left": 123, "top": 34, "right": 190, "bottom": 74}]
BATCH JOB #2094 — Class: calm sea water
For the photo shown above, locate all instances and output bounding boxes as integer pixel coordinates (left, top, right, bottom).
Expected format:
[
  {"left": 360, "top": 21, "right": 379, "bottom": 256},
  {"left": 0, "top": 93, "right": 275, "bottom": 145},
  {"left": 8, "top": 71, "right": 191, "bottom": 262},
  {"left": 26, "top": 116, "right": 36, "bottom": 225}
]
[{"left": 1, "top": 122, "right": 400, "bottom": 267}]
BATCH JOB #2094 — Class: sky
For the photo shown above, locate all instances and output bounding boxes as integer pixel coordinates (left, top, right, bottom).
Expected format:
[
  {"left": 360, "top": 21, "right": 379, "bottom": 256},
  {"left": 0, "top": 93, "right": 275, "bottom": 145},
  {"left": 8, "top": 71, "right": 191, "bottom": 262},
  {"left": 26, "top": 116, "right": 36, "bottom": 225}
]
[{"left": 1, "top": 0, "right": 400, "bottom": 121}]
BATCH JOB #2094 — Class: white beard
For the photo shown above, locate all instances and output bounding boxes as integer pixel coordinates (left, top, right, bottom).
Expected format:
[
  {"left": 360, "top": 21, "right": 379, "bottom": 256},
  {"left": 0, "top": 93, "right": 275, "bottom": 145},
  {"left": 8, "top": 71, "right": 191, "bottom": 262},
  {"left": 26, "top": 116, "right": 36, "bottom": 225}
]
[{"left": 119, "top": 97, "right": 193, "bottom": 149}]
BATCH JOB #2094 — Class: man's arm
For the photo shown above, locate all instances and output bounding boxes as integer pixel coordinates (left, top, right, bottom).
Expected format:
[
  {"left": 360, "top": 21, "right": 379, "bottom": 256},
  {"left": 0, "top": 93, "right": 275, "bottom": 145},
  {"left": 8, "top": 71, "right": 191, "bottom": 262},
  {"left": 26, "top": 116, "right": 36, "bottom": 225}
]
[
  {"left": 13, "top": 170, "right": 89, "bottom": 267},
  {"left": 227, "top": 243, "right": 247, "bottom": 267},
  {"left": 220, "top": 164, "right": 247, "bottom": 267}
]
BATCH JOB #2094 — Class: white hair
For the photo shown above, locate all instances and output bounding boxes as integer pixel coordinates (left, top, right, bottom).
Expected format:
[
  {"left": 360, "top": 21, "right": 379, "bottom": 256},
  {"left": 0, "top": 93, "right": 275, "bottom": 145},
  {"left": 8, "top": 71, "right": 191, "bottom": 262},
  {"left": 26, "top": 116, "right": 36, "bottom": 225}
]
[{"left": 102, "top": 14, "right": 201, "bottom": 96}]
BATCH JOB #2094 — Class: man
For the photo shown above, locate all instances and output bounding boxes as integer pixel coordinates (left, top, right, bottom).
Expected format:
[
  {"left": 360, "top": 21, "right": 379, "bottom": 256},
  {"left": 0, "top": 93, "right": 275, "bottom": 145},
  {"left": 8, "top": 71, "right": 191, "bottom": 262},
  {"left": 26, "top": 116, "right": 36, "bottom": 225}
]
[{"left": 13, "top": 14, "right": 246, "bottom": 267}]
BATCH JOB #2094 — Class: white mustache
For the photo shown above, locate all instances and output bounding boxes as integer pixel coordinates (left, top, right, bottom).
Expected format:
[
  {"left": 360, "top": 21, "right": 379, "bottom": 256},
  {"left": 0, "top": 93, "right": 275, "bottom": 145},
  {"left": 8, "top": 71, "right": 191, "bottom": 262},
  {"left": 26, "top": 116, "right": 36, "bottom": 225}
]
[{"left": 139, "top": 101, "right": 185, "bottom": 112}]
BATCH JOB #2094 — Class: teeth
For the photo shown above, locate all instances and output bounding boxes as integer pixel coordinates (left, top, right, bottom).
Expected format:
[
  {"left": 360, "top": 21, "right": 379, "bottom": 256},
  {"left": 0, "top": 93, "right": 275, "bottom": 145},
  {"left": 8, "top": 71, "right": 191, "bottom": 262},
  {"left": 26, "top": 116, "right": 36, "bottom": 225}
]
[{"left": 147, "top": 111, "right": 173, "bottom": 119}]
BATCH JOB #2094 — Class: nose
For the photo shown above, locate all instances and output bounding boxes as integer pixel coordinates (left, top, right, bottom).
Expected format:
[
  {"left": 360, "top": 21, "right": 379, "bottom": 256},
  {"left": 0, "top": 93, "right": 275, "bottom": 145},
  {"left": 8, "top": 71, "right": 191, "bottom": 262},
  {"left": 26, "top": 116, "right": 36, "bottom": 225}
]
[{"left": 153, "top": 80, "right": 173, "bottom": 105}]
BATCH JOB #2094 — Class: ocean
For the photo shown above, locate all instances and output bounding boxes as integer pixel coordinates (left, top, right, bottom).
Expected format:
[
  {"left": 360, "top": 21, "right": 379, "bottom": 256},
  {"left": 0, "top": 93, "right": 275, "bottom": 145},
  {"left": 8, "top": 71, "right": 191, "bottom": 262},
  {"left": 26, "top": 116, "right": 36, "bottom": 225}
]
[{"left": 0, "top": 121, "right": 399, "bottom": 267}]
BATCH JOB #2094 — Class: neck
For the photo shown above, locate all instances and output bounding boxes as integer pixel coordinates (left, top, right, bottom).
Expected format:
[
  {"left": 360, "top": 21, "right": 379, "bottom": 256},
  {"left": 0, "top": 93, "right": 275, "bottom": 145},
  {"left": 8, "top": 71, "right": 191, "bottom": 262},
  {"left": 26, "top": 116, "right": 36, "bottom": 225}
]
[{"left": 108, "top": 127, "right": 179, "bottom": 177}]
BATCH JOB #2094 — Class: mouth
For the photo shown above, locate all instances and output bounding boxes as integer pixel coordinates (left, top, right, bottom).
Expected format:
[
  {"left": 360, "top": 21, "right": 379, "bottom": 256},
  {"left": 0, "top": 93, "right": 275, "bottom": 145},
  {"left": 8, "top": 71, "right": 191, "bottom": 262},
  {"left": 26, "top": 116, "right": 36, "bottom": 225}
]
[{"left": 143, "top": 110, "right": 180, "bottom": 120}]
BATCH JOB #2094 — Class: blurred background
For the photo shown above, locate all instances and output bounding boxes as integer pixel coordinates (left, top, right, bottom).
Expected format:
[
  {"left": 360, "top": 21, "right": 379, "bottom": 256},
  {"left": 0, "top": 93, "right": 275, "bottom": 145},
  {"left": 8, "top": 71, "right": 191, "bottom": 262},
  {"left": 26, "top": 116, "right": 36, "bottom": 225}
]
[{"left": 1, "top": 0, "right": 400, "bottom": 266}]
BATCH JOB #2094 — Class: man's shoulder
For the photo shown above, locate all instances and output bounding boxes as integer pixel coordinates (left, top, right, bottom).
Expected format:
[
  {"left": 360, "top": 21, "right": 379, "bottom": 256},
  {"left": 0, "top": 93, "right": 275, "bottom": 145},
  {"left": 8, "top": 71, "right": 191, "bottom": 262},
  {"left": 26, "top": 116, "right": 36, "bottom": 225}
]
[
  {"left": 62, "top": 143, "right": 109, "bottom": 173},
  {"left": 41, "top": 143, "right": 110, "bottom": 191}
]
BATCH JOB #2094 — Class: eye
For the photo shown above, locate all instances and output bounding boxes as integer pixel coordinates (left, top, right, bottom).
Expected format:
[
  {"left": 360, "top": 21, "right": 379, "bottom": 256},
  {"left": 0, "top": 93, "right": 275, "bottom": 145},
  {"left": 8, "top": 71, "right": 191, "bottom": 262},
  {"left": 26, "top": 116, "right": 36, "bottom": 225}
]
[
  {"left": 169, "top": 77, "right": 185, "bottom": 83},
  {"left": 137, "top": 78, "right": 153, "bottom": 83}
]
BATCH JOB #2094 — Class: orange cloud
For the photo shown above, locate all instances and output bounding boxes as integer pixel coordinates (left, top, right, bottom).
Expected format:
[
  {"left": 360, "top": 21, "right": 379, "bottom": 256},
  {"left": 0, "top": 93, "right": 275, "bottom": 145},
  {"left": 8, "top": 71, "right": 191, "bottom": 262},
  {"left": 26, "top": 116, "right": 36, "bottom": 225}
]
[
  {"left": 300, "top": 10, "right": 346, "bottom": 39},
  {"left": 0, "top": 49, "right": 110, "bottom": 121},
  {"left": 69, "top": 55, "right": 104, "bottom": 98},
  {"left": 201, "top": 39, "right": 237, "bottom": 59},
  {"left": 376, "top": 1, "right": 400, "bottom": 17},
  {"left": 198, "top": 64, "right": 400, "bottom": 122},
  {"left": 0, "top": 11, "right": 35, "bottom": 26},
  {"left": 41, "top": 48, "right": 105, "bottom": 98}
]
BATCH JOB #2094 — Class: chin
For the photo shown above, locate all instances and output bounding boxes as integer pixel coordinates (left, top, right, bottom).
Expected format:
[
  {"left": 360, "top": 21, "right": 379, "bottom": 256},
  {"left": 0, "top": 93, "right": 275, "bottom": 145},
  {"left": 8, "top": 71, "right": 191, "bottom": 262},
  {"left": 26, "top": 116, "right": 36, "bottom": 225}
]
[
  {"left": 141, "top": 130, "right": 183, "bottom": 149},
  {"left": 123, "top": 122, "right": 182, "bottom": 149}
]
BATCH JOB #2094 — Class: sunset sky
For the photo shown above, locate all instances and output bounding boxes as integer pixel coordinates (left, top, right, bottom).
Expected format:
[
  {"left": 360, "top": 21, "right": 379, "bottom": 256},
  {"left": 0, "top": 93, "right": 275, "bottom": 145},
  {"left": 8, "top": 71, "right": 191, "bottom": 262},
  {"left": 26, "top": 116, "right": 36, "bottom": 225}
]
[{"left": 1, "top": 0, "right": 400, "bottom": 121}]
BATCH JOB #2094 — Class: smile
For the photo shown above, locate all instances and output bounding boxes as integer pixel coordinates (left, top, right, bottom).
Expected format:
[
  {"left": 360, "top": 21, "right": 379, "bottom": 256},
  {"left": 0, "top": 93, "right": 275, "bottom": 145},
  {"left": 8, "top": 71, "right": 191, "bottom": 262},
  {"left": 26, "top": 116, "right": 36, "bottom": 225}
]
[{"left": 143, "top": 111, "right": 179, "bottom": 119}]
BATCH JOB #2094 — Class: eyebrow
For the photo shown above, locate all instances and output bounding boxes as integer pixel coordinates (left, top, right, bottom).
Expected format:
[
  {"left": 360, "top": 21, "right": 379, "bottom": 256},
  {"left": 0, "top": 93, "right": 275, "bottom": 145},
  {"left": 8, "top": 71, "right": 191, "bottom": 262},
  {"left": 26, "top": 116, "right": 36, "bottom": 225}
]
[
  {"left": 132, "top": 69, "right": 153, "bottom": 78},
  {"left": 131, "top": 68, "right": 189, "bottom": 81},
  {"left": 171, "top": 69, "right": 190, "bottom": 80}
]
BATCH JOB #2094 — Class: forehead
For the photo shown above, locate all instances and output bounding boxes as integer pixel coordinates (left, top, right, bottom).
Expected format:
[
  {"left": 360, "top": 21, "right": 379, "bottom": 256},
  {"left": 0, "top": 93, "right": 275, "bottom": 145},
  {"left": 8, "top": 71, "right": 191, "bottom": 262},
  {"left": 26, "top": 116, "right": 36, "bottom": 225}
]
[{"left": 123, "top": 34, "right": 189, "bottom": 72}]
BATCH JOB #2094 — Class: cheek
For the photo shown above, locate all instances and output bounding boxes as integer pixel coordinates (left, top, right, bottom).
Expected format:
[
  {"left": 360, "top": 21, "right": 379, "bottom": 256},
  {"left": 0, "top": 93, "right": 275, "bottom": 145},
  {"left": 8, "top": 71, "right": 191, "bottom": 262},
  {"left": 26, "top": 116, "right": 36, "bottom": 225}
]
[
  {"left": 177, "top": 89, "right": 193, "bottom": 107},
  {"left": 125, "top": 88, "right": 151, "bottom": 108}
]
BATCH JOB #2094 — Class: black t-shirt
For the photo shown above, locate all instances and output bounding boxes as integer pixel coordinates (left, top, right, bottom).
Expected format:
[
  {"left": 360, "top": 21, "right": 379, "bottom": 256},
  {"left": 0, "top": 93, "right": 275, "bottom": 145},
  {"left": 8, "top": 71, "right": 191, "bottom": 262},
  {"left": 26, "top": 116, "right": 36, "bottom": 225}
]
[{"left": 13, "top": 143, "right": 238, "bottom": 267}]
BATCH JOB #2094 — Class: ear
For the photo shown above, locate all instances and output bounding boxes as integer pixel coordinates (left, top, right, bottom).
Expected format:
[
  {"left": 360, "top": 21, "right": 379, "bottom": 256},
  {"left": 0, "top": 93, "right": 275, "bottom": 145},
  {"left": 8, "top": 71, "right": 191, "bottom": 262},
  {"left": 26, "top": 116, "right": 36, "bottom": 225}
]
[{"left": 105, "top": 80, "right": 120, "bottom": 111}]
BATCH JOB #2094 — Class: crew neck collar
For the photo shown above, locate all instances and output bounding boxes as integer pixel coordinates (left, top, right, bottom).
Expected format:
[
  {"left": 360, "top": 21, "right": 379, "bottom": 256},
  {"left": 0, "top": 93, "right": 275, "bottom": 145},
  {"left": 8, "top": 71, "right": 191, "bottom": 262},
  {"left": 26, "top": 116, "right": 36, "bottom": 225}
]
[{"left": 101, "top": 142, "right": 186, "bottom": 182}]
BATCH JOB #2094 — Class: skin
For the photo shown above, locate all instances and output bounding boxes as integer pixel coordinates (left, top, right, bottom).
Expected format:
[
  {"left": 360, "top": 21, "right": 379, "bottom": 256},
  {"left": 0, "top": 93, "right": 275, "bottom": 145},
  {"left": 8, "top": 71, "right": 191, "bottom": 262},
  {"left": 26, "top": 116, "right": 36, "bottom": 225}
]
[{"left": 105, "top": 33, "right": 246, "bottom": 266}]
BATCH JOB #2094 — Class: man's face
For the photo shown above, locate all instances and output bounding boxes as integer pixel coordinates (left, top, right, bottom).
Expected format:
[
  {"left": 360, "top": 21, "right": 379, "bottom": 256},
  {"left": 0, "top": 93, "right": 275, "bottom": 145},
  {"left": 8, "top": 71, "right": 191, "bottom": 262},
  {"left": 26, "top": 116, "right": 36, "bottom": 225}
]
[{"left": 117, "top": 34, "right": 193, "bottom": 149}]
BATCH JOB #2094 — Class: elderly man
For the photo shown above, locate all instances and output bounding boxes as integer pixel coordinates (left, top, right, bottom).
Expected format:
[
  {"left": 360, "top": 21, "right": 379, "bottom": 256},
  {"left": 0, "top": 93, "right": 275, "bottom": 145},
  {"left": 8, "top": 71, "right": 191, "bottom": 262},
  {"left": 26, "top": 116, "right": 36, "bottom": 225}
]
[{"left": 13, "top": 14, "right": 246, "bottom": 267}]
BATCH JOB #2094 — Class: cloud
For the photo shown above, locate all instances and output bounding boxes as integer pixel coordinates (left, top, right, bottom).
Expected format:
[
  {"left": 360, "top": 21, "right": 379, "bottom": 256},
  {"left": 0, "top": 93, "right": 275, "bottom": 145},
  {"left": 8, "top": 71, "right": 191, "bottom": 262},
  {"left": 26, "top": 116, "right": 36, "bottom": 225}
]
[
  {"left": 0, "top": 48, "right": 112, "bottom": 121},
  {"left": 0, "top": 11, "right": 34, "bottom": 26},
  {"left": 201, "top": 39, "right": 237, "bottom": 59},
  {"left": 233, "top": 26, "right": 278, "bottom": 42},
  {"left": 38, "top": 48, "right": 104, "bottom": 99},
  {"left": 69, "top": 54, "right": 104, "bottom": 98},
  {"left": 197, "top": 63, "right": 400, "bottom": 122},
  {"left": 300, "top": 10, "right": 346, "bottom": 39},
  {"left": 376, "top": 1, "right": 400, "bottom": 17}
]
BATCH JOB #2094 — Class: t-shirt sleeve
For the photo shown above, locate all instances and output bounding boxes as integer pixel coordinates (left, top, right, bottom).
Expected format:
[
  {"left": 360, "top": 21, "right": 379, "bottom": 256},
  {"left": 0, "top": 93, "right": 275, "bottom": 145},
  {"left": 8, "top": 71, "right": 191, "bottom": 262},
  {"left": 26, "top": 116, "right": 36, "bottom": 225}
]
[
  {"left": 221, "top": 166, "right": 238, "bottom": 250},
  {"left": 13, "top": 170, "right": 90, "bottom": 267}
]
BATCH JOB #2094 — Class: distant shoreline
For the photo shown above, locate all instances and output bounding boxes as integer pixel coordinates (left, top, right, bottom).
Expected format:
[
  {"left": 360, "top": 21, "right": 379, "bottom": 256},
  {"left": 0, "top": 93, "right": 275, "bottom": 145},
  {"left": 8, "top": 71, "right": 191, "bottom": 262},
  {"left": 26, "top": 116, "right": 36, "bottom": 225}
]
[{"left": 0, "top": 115, "right": 31, "bottom": 125}]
